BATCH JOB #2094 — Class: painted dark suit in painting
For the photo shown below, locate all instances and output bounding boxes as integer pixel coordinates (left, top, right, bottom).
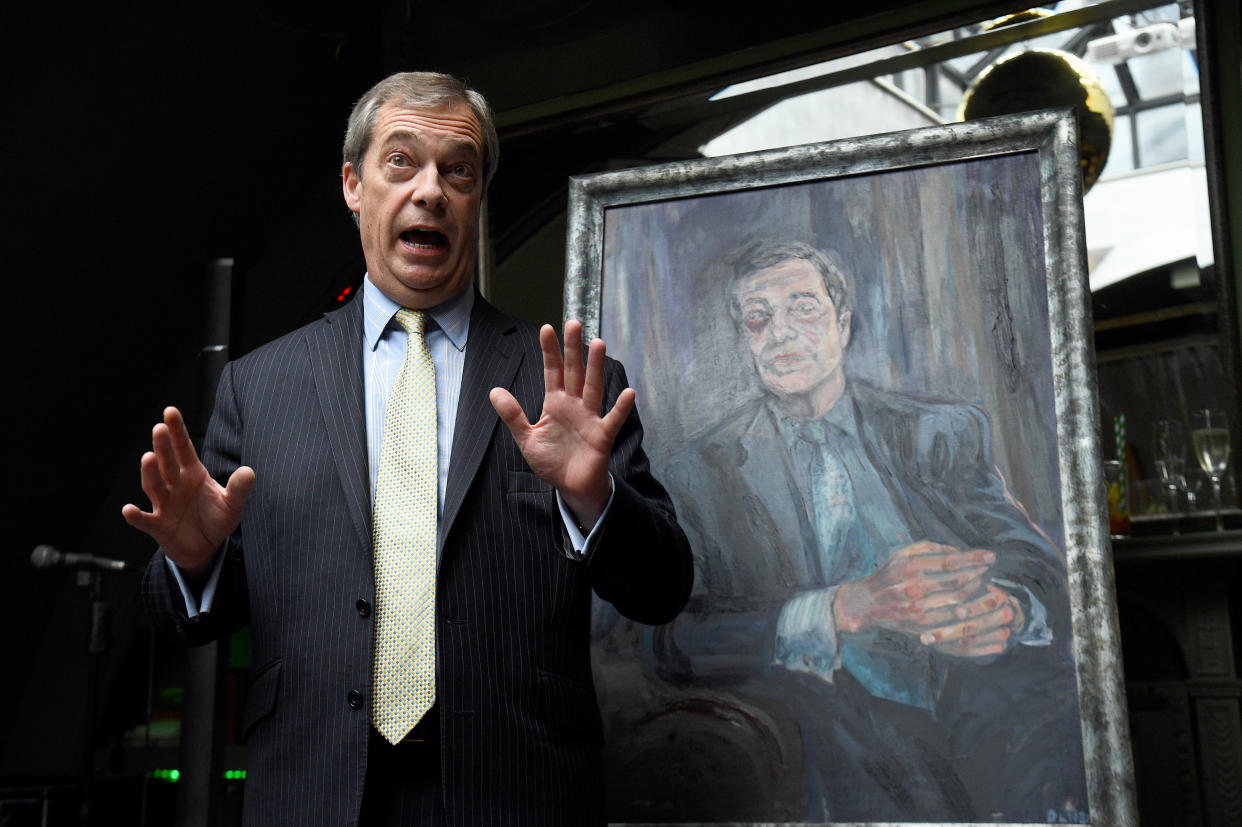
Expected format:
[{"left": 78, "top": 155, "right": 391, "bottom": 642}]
[
  {"left": 615, "top": 240, "right": 1087, "bottom": 823},
  {"left": 655, "top": 385, "right": 1084, "bottom": 821}
]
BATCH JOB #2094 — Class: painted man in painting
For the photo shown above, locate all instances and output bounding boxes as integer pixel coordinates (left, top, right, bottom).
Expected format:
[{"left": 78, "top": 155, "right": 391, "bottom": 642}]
[{"left": 652, "top": 239, "right": 1087, "bottom": 822}]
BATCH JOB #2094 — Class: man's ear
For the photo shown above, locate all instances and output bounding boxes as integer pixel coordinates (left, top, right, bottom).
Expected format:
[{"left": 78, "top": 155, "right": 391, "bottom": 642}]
[
  {"left": 838, "top": 310, "right": 852, "bottom": 347},
  {"left": 342, "top": 162, "right": 362, "bottom": 214}
]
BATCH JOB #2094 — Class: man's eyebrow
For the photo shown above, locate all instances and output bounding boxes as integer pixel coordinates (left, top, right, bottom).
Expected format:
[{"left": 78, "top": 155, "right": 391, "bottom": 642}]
[
  {"left": 787, "top": 291, "right": 822, "bottom": 301},
  {"left": 380, "top": 131, "right": 480, "bottom": 156},
  {"left": 379, "top": 130, "right": 416, "bottom": 148}
]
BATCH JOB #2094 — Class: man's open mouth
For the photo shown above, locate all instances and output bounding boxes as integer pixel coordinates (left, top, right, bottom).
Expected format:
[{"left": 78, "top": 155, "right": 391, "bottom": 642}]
[{"left": 400, "top": 227, "right": 448, "bottom": 249}]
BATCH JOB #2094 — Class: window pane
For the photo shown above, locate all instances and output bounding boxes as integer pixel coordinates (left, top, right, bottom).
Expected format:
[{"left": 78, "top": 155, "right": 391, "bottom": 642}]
[
  {"left": 1185, "top": 101, "right": 1204, "bottom": 164},
  {"left": 1128, "top": 48, "right": 1186, "bottom": 99},
  {"left": 1181, "top": 49, "right": 1200, "bottom": 96},
  {"left": 1137, "top": 104, "right": 1188, "bottom": 166},
  {"left": 1104, "top": 114, "right": 1135, "bottom": 176},
  {"left": 1088, "top": 59, "right": 1129, "bottom": 105}
]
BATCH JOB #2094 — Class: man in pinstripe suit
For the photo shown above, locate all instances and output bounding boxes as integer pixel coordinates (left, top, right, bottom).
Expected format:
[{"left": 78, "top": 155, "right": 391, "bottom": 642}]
[{"left": 124, "top": 72, "right": 693, "bottom": 825}]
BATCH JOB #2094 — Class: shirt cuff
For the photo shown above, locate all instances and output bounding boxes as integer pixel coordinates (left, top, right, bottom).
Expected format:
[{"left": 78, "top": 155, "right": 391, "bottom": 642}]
[
  {"left": 774, "top": 586, "right": 843, "bottom": 682},
  {"left": 993, "top": 578, "right": 1053, "bottom": 646},
  {"left": 556, "top": 474, "right": 616, "bottom": 558},
  {"left": 165, "top": 549, "right": 227, "bottom": 618}
]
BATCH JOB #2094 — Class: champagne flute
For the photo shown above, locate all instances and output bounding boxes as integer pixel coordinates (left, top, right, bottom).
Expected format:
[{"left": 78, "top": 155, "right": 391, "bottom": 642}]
[
  {"left": 1154, "top": 419, "right": 1190, "bottom": 527},
  {"left": 1191, "top": 408, "right": 1230, "bottom": 530}
]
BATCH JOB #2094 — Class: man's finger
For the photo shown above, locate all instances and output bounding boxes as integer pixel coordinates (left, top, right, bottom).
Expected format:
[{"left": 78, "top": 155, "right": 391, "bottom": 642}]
[
  {"left": 224, "top": 466, "right": 258, "bottom": 511},
  {"left": 889, "top": 561, "right": 989, "bottom": 601},
  {"left": 948, "top": 585, "right": 1011, "bottom": 620},
  {"left": 120, "top": 503, "right": 160, "bottom": 538},
  {"left": 599, "top": 387, "right": 636, "bottom": 441},
  {"left": 886, "top": 601, "right": 961, "bottom": 631},
  {"left": 164, "top": 407, "right": 201, "bottom": 471},
  {"left": 905, "top": 569, "right": 989, "bottom": 608},
  {"left": 919, "top": 600, "right": 1015, "bottom": 646},
  {"left": 933, "top": 620, "right": 1008, "bottom": 655},
  {"left": 893, "top": 540, "right": 960, "bottom": 558},
  {"left": 582, "top": 338, "right": 607, "bottom": 414},
  {"left": 138, "top": 451, "right": 169, "bottom": 509},
  {"left": 869, "top": 576, "right": 982, "bottom": 625},
  {"left": 539, "top": 324, "right": 564, "bottom": 394},
  {"left": 562, "top": 320, "right": 585, "bottom": 398},
  {"left": 919, "top": 565, "right": 990, "bottom": 594},
  {"left": 151, "top": 424, "right": 181, "bottom": 487},
  {"left": 489, "top": 387, "right": 531, "bottom": 438},
  {"left": 931, "top": 625, "right": 1012, "bottom": 657},
  {"left": 902, "top": 548, "right": 994, "bottom": 576}
]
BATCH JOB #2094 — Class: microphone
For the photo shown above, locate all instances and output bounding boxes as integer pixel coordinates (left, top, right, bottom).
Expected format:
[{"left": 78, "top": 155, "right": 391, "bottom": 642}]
[{"left": 30, "top": 544, "right": 131, "bottom": 572}]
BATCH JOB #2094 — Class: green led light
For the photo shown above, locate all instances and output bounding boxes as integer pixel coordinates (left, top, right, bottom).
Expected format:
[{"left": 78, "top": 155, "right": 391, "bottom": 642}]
[{"left": 170, "top": 769, "right": 180, "bottom": 782}]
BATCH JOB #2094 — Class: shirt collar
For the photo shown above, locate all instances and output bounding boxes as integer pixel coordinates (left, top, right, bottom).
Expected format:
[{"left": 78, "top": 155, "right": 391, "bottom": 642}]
[
  {"left": 361, "top": 275, "right": 473, "bottom": 352},
  {"left": 821, "top": 384, "right": 859, "bottom": 439},
  {"left": 770, "top": 382, "right": 860, "bottom": 446}
]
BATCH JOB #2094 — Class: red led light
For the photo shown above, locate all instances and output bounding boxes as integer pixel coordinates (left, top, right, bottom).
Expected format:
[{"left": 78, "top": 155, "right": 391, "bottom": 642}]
[{"left": 337, "top": 285, "right": 353, "bottom": 302}]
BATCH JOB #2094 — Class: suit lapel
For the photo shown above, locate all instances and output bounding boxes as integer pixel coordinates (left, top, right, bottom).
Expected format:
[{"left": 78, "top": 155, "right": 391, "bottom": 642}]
[
  {"left": 306, "top": 297, "right": 373, "bottom": 553},
  {"left": 440, "top": 295, "right": 522, "bottom": 549}
]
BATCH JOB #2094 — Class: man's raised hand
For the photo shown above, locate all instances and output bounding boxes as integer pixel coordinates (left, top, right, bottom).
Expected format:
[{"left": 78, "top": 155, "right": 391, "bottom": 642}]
[
  {"left": 489, "top": 320, "right": 634, "bottom": 529},
  {"left": 121, "top": 407, "right": 255, "bottom": 580}
]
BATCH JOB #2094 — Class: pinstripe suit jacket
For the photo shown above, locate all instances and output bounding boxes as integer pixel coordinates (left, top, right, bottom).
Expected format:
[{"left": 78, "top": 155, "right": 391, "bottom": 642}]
[{"left": 143, "top": 292, "right": 693, "bottom": 826}]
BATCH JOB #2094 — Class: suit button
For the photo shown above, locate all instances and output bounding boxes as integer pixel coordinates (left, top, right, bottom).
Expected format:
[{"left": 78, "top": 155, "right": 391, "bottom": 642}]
[
  {"left": 347, "top": 690, "right": 363, "bottom": 710},
  {"left": 356, "top": 599, "right": 371, "bottom": 617}
]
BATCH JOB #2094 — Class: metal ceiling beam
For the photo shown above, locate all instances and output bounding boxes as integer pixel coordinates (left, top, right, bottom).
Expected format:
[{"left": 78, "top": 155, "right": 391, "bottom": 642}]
[
  {"left": 496, "top": 0, "right": 1162, "bottom": 138},
  {"left": 495, "top": 0, "right": 1027, "bottom": 136},
  {"left": 639, "top": 0, "right": 1166, "bottom": 133}
]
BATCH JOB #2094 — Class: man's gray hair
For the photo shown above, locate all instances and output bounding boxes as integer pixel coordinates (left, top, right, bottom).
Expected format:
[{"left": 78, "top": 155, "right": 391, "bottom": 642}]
[
  {"left": 726, "top": 239, "right": 852, "bottom": 322},
  {"left": 342, "top": 71, "right": 500, "bottom": 188}
]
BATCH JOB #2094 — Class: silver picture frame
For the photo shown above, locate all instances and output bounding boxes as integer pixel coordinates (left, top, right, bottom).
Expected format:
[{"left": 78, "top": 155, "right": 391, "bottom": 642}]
[{"left": 567, "top": 109, "right": 1137, "bottom": 826}]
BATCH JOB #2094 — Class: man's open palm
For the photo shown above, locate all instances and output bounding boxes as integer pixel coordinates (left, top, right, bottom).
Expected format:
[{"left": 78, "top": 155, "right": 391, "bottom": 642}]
[
  {"left": 489, "top": 320, "right": 633, "bottom": 528},
  {"left": 121, "top": 407, "right": 255, "bottom": 579}
]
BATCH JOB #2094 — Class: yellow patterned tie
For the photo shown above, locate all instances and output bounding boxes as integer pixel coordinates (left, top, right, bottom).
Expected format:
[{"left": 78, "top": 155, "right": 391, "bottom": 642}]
[{"left": 371, "top": 308, "right": 438, "bottom": 744}]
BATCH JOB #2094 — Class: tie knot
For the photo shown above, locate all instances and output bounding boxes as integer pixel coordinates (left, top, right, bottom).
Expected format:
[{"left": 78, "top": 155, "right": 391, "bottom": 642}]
[
  {"left": 394, "top": 308, "right": 427, "bottom": 337},
  {"left": 798, "top": 419, "right": 826, "bottom": 444}
]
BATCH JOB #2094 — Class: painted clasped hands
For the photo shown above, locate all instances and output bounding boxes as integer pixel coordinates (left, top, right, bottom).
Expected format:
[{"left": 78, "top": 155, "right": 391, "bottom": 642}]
[{"left": 832, "top": 540, "right": 1025, "bottom": 658}]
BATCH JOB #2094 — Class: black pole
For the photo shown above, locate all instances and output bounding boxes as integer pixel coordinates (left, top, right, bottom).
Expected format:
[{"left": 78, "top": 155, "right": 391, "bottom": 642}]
[
  {"left": 174, "top": 258, "right": 234, "bottom": 827},
  {"left": 80, "top": 569, "right": 110, "bottom": 826}
]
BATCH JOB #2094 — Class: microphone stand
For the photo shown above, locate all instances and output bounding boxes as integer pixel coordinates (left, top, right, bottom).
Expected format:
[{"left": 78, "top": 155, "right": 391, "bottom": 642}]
[
  {"left": 79, "top": 566, "right": 107, "bottom": 827},
  {"left": 70, "top": 559, "right": 138, "bottom": 826}
]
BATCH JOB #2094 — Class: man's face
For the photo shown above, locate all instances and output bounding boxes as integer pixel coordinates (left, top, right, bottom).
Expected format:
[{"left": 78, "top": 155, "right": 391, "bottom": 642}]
[
  {"left": 342, "top": 102, "right": 485, "bottom": 309},
  {"left": 734, "top": 258, "right": 851, "bottom": 402}
]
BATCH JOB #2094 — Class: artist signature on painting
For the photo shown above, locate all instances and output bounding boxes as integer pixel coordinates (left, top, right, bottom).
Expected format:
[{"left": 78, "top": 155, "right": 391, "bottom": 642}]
[{"left": 1047, "top": 808, "right": 1090, "bottom": 823}]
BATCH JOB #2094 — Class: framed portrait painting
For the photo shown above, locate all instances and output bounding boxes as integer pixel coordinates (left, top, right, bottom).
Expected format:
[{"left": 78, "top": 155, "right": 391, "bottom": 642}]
[{"left": 567, "top": 109, "right": 1137, "bottom": 825}]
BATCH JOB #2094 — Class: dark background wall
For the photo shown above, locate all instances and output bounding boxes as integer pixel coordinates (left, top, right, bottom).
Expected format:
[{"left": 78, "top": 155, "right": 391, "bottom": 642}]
[
  {"left": 6, "top": 2, "right": 377, "bottom": 780},
  {"left": 4, "top": 0, "right": 1239, "bottom": 822}
]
